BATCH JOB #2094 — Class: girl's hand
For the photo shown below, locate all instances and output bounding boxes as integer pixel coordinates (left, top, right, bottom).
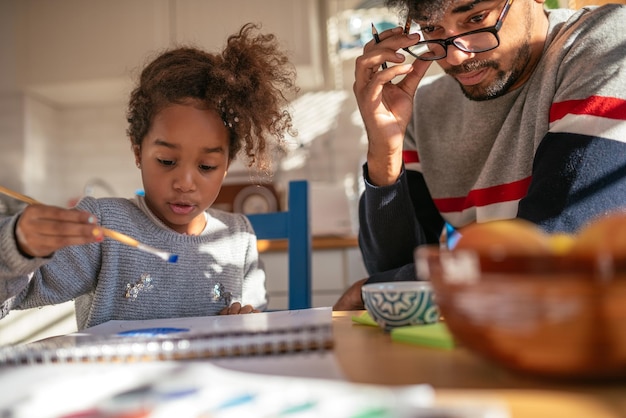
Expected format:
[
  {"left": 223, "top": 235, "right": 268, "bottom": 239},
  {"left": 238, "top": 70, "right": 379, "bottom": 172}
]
[
  {"left": 15, "top": 204, "right": 102, "bottom": 258},
  {"left": 219, "top": 302, "right": 259, "bottom": 315}
]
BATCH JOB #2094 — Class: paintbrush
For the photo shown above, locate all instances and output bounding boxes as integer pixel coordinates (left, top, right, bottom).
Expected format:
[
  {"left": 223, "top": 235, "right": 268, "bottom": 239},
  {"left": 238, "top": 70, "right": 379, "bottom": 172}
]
[
  {"left": 0, "top": 185, "right": 178, "bottom": 263},
  {"left": 371, "top": 23, "right": 388, "bottom": 70}
]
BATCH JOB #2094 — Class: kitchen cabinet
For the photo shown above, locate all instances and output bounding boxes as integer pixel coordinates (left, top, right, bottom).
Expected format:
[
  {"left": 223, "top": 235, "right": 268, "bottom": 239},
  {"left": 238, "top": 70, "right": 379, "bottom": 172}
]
[{"left": 10, "top": 0, "right": 325, "bottom": 105}]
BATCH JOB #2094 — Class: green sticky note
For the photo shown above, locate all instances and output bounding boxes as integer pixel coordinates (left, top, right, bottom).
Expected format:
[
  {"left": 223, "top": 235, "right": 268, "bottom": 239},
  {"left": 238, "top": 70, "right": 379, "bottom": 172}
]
[
  {"left": 351, "top": 311, "right": 378, "bottom": 327},
  {"left": 390, "top": 322, "right": 455, "bottom": 350}
]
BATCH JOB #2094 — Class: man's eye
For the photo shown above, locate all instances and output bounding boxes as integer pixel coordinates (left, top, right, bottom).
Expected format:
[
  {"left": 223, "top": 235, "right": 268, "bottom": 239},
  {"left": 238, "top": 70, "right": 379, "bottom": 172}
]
[
  {"left": 158, "top": 159, "right": 175, "bottom": 167},
  {"left": 469, "top": 12, "right": 488, "bottom": 24},
  {"left": 422, "top": 26, "right": 436, "bottom": 34}
]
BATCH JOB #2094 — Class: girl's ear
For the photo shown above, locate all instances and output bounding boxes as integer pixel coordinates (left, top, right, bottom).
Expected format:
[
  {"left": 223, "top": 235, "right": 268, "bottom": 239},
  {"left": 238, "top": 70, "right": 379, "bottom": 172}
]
[
  {"left": 223, "top": 161, "right": 230, "bottom": 180},
  {"left": 132, "top": 144, "right": 141, "bottom": 168}
]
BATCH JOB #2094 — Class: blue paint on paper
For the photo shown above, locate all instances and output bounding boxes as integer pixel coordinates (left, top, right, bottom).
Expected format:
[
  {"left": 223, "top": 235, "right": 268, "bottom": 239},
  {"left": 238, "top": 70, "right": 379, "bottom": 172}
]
[{"left": 117, "top": 327, "right": 189, "bottom": 337}]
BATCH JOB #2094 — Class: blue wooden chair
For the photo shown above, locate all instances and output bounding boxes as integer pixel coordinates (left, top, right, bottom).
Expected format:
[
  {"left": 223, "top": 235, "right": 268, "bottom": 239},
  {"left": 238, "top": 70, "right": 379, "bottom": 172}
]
[{"left": 246, "top": 180, "right": 312, "bottom": 310}]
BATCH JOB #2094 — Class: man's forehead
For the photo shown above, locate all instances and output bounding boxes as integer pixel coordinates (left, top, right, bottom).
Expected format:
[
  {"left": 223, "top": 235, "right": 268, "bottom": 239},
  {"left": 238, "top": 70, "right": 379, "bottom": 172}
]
[{"left": 413, "top": 0, "right": 491, "bottom": 24}]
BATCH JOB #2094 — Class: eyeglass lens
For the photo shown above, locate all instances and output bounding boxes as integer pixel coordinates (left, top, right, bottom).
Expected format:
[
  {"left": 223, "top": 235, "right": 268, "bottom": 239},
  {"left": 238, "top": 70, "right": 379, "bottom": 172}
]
[
  {"left": 404, "top": 0, "right": 512, "bottom": 61},
  {"left": 407, "top": 31, "right": 499, "bottom": 60}
]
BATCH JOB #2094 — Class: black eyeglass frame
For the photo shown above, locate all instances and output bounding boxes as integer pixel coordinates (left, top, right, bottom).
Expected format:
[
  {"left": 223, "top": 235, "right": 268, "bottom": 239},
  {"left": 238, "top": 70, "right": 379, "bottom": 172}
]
[{"left": 403, "top": 0, "right": 515, "bottom": 61}]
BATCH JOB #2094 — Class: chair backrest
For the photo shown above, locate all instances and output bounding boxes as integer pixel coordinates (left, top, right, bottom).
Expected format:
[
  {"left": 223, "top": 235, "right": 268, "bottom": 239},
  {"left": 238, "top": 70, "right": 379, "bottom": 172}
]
[{"left": 246, "top": 180, "right": 311, "bottom": 310}]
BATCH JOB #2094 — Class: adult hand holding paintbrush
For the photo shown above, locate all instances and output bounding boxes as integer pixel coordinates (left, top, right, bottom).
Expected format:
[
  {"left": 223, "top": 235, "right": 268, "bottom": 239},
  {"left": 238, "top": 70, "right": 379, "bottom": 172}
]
[{"left": 0, "top": 185, "right": 177, "bottom": 262}]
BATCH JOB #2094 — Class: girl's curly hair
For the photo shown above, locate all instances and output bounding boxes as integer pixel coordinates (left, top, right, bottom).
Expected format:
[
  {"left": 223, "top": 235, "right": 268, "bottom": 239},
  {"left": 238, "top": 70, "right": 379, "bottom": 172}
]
[{"left": 126, "top": 23, "right": 298, "bottom": 173}]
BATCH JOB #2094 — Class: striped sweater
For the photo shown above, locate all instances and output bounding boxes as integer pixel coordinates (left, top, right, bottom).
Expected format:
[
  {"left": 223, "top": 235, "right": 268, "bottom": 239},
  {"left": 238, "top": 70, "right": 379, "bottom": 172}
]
[{"left": 359, "top": 5, "right": 626, "bottom": 282}]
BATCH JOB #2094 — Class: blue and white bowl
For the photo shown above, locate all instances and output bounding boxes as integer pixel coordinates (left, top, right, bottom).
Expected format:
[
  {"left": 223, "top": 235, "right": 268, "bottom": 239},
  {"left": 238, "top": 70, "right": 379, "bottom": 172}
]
[{"left": 362, "top": 282, "right": 439, "bottom": 331}]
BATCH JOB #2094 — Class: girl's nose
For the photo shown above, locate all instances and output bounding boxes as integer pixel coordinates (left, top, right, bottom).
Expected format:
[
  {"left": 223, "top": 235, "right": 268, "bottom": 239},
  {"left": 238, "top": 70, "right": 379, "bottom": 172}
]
[{"left": 173, "top": 168, "right": 196, "bottom": 192}]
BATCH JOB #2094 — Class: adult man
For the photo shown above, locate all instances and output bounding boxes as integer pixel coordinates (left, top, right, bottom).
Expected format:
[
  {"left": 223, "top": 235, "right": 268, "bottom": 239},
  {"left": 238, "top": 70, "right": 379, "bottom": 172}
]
[{"left": 334, "top": 0, "right": 626, "bottom": 310}]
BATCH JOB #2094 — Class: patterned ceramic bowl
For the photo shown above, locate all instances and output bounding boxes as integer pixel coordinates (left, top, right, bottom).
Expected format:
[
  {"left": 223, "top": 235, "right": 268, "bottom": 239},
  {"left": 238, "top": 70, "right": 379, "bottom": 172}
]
[{"left": 361, "top": 282, "right": 440, "bottom": 331}]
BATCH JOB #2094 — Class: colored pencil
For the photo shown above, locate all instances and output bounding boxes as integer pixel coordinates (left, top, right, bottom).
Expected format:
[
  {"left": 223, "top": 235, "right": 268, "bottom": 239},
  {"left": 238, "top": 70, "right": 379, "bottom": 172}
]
[{"left": 371, "top": 23, "right": 388, "bottom": 70}]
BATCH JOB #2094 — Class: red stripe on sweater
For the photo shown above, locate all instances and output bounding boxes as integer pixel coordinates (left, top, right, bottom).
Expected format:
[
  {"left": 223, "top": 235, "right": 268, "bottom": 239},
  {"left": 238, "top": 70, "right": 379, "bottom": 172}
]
[
  {"left": 550, "top": 96, "right": 626, "bottom": 123},
  {"left": 433, "top": 177, "right": 532, "bottom": 212},
  {"left": 403, "top": 150, "right": 420, "bottom": 164}
]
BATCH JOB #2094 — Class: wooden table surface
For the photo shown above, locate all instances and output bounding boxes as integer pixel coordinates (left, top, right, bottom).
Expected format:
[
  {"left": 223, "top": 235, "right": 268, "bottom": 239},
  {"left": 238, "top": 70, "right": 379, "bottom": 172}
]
[
  {"left": 258, "top": 235, "right": 358, "bottom": 252},
  {"left": 332, "top": 311, "right": 626, "bottom": 418}
]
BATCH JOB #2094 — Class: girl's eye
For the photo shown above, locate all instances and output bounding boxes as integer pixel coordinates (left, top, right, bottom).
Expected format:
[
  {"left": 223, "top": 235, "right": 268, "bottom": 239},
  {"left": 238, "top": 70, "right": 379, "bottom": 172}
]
[
  {"left": 199, "top": 165, "right": 217, "bottom": 171},
  {"left": 157, "top": 159, "right": 175, "bottom": 167}
]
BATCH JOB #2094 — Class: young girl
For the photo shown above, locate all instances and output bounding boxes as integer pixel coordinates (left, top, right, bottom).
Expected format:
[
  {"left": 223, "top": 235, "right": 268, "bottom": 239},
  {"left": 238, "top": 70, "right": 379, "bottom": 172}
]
[{"left": 0, "top": 23, "right": 297, "bottom": 330}]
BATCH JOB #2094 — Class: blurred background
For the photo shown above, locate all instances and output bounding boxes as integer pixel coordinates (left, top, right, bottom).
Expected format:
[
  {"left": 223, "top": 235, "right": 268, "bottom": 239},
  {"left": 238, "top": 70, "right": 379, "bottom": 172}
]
[
  {"left": 0, "top": 0, "right": 415, "bottom": 344},
  {"left": 0, "top": 0, "right": 410, "bottom": 224}
]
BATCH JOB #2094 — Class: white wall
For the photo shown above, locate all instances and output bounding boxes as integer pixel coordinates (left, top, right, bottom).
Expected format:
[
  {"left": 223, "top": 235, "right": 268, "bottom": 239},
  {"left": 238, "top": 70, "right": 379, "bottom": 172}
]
[
  {"left": 0, "top": 0, "right": 333, "bottom": 206},
  {"left": 22, "top": 97, "right": 59, "bottom": 202},
  {"left": 55, "top": 105, "right": 140, "bottom": 205},
  {"left": 0, "top": 94, "right": 25, "bottom": 193}
]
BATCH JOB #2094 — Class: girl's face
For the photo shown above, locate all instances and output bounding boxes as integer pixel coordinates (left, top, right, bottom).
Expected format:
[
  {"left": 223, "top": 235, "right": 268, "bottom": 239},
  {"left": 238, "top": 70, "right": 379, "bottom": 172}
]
[{"left": 135, "top": 103, "right": 230, "bottom": 235}]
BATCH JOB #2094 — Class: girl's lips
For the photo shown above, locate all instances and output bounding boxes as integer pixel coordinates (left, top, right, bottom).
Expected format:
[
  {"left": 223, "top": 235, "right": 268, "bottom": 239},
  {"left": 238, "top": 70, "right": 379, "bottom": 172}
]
[
  {"left": 170, "top": 203, "right": 195, "bottom": 215},
  {"left": 455, "top": 68, "right": 488, "bottom": 86}
]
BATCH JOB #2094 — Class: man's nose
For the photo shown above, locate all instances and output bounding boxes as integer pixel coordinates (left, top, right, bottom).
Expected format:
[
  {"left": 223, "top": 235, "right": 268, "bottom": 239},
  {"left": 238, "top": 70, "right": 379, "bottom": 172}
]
[{"left": 444, "top": 45, "right": 475, "bottom": 66}]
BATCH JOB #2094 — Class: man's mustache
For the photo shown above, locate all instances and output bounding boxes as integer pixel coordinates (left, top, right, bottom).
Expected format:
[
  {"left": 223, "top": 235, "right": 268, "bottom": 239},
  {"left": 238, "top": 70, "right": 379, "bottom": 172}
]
[{"left": 445, "top": 60, "right": 499, "bottom": 76}]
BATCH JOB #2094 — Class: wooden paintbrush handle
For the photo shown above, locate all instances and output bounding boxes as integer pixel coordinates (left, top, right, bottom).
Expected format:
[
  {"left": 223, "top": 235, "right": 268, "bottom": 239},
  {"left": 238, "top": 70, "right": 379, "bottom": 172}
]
[
  {"left": 101, "top": 228, "right": 139, "bottom": 247},
  {"left": 0, "top": 186, "right": 40, "bottom": 205}
]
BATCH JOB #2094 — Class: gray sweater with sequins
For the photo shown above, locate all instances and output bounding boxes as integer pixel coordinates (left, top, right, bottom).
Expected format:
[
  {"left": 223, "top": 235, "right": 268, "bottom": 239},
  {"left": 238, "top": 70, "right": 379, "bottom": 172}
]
[{"left": 0, "top": 196, "right": 267, "bottom": 330}]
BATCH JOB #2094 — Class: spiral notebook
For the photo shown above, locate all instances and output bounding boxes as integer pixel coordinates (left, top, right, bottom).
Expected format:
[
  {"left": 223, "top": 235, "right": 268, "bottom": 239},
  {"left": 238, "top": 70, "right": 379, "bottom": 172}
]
[{"left": 0, "top": 307, "right": 333, "bottom": 366}]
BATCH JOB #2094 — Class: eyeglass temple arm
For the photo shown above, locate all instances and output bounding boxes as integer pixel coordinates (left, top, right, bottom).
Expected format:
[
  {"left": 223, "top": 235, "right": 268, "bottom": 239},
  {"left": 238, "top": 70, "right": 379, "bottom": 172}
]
[
  {"left": 403, "top": 16, "right": 412, "bottom": 35},
  {"left": 495, "top": 0, "right": 515, "bottom": 30}
]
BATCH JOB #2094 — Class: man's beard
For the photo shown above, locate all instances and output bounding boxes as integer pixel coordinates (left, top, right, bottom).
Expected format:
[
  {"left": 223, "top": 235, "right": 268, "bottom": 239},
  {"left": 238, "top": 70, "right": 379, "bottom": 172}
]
[{"left": 444, "top": 42, "right": 532, "bottom": 101}]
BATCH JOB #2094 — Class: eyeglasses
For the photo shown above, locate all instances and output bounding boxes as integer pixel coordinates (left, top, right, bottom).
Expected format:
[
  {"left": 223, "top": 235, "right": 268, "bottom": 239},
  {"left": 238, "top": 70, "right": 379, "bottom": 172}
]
[{"left": 403, "top": 0, "right": 514, "bottom": 61}]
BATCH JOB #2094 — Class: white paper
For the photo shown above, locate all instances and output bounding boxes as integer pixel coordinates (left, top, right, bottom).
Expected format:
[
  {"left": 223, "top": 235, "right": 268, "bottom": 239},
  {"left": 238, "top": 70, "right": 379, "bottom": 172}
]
[{"left": 79, "top": 306, "right": 332, "bottom": 337}]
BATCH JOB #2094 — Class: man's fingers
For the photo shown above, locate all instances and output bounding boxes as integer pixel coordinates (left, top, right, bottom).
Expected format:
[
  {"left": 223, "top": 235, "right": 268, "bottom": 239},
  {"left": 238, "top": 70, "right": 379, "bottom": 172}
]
[{"left": 397, "top": 59, "right": 433, "bottom": 97}]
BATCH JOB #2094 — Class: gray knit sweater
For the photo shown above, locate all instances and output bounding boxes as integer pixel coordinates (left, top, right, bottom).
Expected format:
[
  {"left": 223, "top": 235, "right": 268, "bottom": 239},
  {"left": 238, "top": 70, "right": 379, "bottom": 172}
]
[{"left": 0, "top": 196, "right": 267, "bottom": 329}]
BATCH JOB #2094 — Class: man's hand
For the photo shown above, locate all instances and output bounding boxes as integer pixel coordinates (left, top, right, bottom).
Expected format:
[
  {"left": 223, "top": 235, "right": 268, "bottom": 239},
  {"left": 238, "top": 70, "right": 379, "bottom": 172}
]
[
  {"left": 353, "top": 27, "right": 432, "bottom": 186},
  {"left": 333, "top": 278, "right": 368, "bottom": 311}
]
